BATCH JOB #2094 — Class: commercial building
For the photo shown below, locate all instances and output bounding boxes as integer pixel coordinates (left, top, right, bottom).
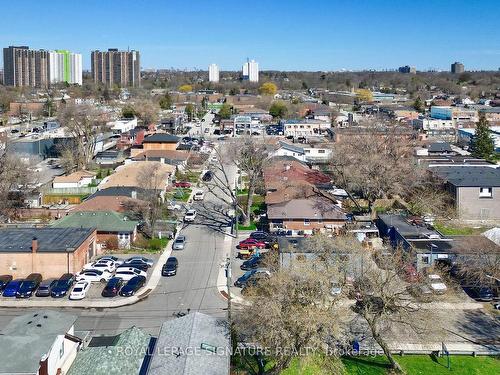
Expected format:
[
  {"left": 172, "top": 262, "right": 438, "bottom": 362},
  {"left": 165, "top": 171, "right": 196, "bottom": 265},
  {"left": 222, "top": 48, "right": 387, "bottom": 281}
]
[
  {"left": 0, "top": 227, "right": 97, "bottom": 278},
  {"left": 48, "top": 50, "right": 82, "bottom": 85},
  {"left": 242, "top": 59, "right": 259, "bottom": 82},
  {"left": 208, "top": 63, "right": 219, "bottom": 83},
  {"left": 3, "top": 46, "right": 49, "bottom": 87},
  {"left": 398, "top": 65, "right": 416, "bottom": 74},
  {"left": 91, "top": 49, "right": 140, "bottom": 87},
  {"left": 451, "top": 61, "right": 465, "bottom": 74},
  {"left": 430, "top": 106, "right": 478, "bottom": 125}
]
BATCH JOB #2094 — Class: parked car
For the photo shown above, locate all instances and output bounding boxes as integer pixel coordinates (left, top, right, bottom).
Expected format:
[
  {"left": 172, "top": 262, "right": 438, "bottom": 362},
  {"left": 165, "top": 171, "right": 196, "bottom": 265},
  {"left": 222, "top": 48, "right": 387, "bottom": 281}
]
[
  {"left": 119, "top": 276, "right": 147, "bottom": 296},
  {"left": 234, "top": 269, "right": 271, "bottom": 288},
  {"left": 237, "top": 238, "right": 266, "bottom": 250},
  {"left": 51, "top": 273, "right": 75, "bottom": 298},
  {"left": 184, "top": 209, "right": 197, "bottom": 222},
  {"left": 470, "top": 286, "right": 494, "bottom": 302},
  {"left": 174, "top": 181, "right": 191, "bottom": 188},
  {"left": 123, "top": 257, "right": 154, "bottom": 268},
  {"left": 117, "top": 262, "right": 149, "bottom": 272},
  {"left": 115, "top": 267, "right": 147, "bottom": 281},
  {"left": 193, "top": 190, "right": 205, "bottom": 201},
  {"left": 76, "top": 269, "right": 112, "bottom": 283},
  {"left": 202, "top": 171, "right": 213, "bottom": 182},
  {"left": 167, "top": 200, "right": 182, "bottom": 210},
  {"left": 16, "top": 273, "right": 42, "bottom": 298},
  {"left": 0, "top": 275, "right": 13, "bottom": 292},
  {"left": 173, "top": 235, "right": 187, "bottom": 250},
  {"left": 162, "top": 257, "right": 179, "bottom": 276},
  {"left": 249, "top": 231, "right": 273, "bottom": 243},
  {"left": 96, "top": 256, "right": 124, "bottom": 266},
  {"left": 35, "top": 278, "right": 57, "bottom": 297},
  {"left": 240, "top": 255, "right": 264, "bottom": 271},
  {"left": 2, "top": 279, "right": 23, "bottom": 297},
  {"left": 84, "top": 260, "right": 116, "bottom": 273},
  {"left": 69, "top": 281, "right": 91, "bottom": 300},
  {"left": 102, "top": 277, "right": 124, "bottom": 297}
]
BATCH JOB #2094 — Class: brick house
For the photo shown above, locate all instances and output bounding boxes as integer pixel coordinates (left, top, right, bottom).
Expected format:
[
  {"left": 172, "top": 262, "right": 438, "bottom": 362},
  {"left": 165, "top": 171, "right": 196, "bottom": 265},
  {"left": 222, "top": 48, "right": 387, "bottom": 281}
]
[
  {"left": 0, "top": 227, "right": 97, "bottom": 278},
  {"left": 142, "top": 133, "right": 180, "bottom": 151}
]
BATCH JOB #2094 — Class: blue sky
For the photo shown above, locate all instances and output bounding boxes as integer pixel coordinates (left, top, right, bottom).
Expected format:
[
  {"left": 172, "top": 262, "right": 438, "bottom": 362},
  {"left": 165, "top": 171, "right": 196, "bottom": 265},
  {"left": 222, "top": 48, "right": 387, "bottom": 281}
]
[{"left": 2, "top": 0, "right": 499, "bottom": 71}]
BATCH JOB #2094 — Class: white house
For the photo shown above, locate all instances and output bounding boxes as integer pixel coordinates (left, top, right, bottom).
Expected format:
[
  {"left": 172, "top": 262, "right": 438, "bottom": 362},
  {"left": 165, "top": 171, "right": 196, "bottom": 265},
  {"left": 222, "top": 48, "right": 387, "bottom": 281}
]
[
  {"left": 272, "top": 141, "right": 332, "bottom": 163},
  {"left": 109, "top": 118, "right": 138, "bottom": 134},
  {"left": 272, "top": 141, "right": 306, "bottom": 161},
  {"left": 0, "top": 310, "right": 81, "bottom": 375},
  {"left": 53, "top": 170, "right": 96, "bottom": 189}
]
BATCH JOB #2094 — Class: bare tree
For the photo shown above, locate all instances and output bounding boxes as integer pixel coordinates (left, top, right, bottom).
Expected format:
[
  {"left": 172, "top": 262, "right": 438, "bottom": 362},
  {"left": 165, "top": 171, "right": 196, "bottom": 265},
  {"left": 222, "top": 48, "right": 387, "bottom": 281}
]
[
  {"left": 58, "top": 103, "right": 106, "bottom": 171},
  {"left": 137, "top": 162, "right": 169, "bottom": 237},
  {"left": 226, "top": 137, "right": 268, "bottom": 226},
  {"left": 235, "top": 262, "right": 345, "bottom": 374},
  {"left": 0, "top": 136, "right": 35, "bottom": 220},
  {"left": 347, "top": 246, "right": 429, "bottom": 373},
  {"left": 329, "top": 123, "right": 422, "bottom": 216}
]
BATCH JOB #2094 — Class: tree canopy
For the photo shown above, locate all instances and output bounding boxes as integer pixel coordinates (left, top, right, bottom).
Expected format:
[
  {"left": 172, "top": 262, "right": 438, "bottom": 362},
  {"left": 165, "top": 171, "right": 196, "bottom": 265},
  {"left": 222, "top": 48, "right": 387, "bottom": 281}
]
[
  {"left": 218, "top": 103, "right": 232, "bottom": 119},
  {"left": 269, "top": 101, "right": 288, "bottom": 119},
  {"left": 259, "top": 82, "right": 278, "bottom": 96},
  {"left": 178, "top": 84, "right": 193, "bottom": 93},
  {"left": 355, "top": 89, "right": 373, "bottom": 102},
  {"left": 471, "top": 115, "right": 495, "bottom": 159},
  {"left": 158, "top": 93, "right": 173, "bottom": 110}
]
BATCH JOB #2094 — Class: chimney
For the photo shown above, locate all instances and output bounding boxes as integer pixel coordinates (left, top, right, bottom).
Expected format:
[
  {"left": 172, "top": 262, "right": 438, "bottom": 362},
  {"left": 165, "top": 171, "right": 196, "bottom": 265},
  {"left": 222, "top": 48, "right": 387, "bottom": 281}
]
[{"left": 31, "top": 237, "right": 38, "bottom": 253}]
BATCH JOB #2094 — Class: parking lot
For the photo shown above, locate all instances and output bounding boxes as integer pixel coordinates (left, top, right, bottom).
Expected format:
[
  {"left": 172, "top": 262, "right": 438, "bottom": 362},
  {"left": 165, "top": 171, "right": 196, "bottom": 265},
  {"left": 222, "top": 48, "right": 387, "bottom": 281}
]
[{"left": 0, "top": 253, "right": 161, "bottom": 304}]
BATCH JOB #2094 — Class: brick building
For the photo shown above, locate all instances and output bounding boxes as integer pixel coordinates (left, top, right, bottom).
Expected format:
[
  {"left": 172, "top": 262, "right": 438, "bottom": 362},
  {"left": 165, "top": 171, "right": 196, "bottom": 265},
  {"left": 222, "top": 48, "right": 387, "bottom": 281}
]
[{"left": 0, "top": 227, "right": 97, "bottom": 278}]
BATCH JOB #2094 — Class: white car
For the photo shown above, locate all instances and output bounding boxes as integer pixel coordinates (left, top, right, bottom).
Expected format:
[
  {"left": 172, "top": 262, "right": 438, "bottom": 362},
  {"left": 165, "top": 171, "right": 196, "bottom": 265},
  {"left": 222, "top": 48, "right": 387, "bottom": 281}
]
[
  {"left": 83, "top": 260, "right": 116, "bottom": 273},
  {"left": 115, "top": 267, "right": 147, "bottom": 281},
  {"left": 167, "top": 200, "right": 182, "bottom": 210},
  {"left": 193, "top": 190, "right": 205, "bottom": 201},
  {"left": 96, "top": 256, "right": 124, "bottom": 266},
  {"left": 77, "top": 269, "right": 113, "bottom": 283},
  {"left": 69, "top": 281, "right": 91, "bottom": 300},
  {"left": 184, "top": 209, "right": 197, "bottom": 222}
]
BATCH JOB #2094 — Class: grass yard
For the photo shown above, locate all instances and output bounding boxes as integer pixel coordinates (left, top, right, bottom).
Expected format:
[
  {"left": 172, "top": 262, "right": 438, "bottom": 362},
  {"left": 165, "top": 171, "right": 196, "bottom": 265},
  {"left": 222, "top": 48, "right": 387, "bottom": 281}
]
[
  {"left": 166, "top": 188, "right": 192, "bottom": 202},
  {"left": 433, "top": 221, "right": 489, "bottom": 236},
  {"left": 232, "top": 354, "right": 500, "bottom": 375},
  {"left": 343, "top": 355, "right": 500, "bottom": 375},
  {"left": 129, "top": 237, "right": 169, "bottom": 254},
  {"left": 175, "top": 170, "right": 200, "bottom": 183}
]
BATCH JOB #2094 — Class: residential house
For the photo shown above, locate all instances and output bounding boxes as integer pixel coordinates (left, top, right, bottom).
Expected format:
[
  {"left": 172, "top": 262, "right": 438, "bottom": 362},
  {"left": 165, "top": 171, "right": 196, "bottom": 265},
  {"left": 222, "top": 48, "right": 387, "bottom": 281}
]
[
  {"left": 91, "top": 186, "right": 149, "bottom": 200},
  {"left": 458, "top": 126, "right": 500, "bottom": 152},
  {"left": 271, "top": 141, "right": 332, "bottom": 164},
  {"left": 132, "top": 149, "right": 189, "bottom": 169},
  {"left": 52, "top": 171, "right": 96, "bottom": 189},
  {"left": 67, "top": 326, "right": 152, "bottom": 375},
  {"left": 0, "top": 310, "right": 81, "bottom": 375},
  {"left": 0, "top": 227, "right": 97, "bottom": 278},
  {"left": 100, "top": 161, "right": 175, "bottom": 191},
  {"left": 412, "top": 117, "right": 455, "bottom": 140},
  {"left": 267, "top": 197, "right": 347, "bottom": 234},
  {"left": 377, "top": 214, "right": 500, "bottom": 270},
  {"left": 52, "top": 211, "right": 139, "bottom": 249},
  {"left": 108, "top": 117, "right": 138, "bottom": 134},
  {"left": 94, "top": 150, "right": 126, "bottom": 167},
  {"left": 142, "top": 133, "right": 180, "bottom": 151},
  {"left": 148, "top": 312, "right": 230, "bottom": 375},
  {"left": 430, "top": 165, "right": 500, "bottom": 220},
  {"left": 71, "top": 195, "right": 140, "bottom": 213}
]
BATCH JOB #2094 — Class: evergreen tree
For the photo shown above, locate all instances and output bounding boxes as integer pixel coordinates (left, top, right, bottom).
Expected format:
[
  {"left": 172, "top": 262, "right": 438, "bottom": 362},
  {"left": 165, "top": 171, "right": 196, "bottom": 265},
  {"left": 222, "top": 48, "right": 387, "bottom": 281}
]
[
  {"left": 413, "top": 97, "right": 424, "bottom": 112},
  {"left": 471, "top": 115, "right": 494, "bottom": 159}
]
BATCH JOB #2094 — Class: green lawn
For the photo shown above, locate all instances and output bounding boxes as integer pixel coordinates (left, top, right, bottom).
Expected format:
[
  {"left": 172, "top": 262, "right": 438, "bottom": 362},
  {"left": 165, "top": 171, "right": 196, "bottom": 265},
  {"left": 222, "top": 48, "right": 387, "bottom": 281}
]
[
  {"left": 166, "top": 188, "right": 192, "bottom": 202},
  {"left": 128, "top": 238, "right": 169, "bottom": 254},
  {"left": 176, "top": 170, "right": 200, "bottom": 183},
  {"left": 343, "top": 355, "right": 500, "bottom": 375},
  {"left": 233, "top": 355, "right": 500, "bottom": 375},
  {"left": 238, "top": 223, "right": 257, "bottom": 231},
  {"left": 433, "top": 222, "right": 488, "bottom": 236}
]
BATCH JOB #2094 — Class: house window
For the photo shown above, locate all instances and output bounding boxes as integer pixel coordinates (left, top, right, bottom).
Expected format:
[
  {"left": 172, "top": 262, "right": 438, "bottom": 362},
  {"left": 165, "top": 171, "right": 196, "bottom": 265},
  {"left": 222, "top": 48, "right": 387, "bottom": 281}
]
[
  {"left": 318, "top": 149, "right": 326, "bottom": 154},
  {"left": 304, "top": 219, "right": 310, "bottom": 226},
  {"left": 479, "top": 187, "right": 492, "bottom": 198}
]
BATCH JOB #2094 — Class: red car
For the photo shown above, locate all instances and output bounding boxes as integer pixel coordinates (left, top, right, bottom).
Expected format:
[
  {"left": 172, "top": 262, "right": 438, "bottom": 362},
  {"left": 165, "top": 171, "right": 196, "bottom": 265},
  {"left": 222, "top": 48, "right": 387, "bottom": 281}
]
[
  {"left": 237, "top": 238, "right": 266, "bottom": 250},
  {"left": 174, "top": 181, "right": 191, "bottom": 188}
]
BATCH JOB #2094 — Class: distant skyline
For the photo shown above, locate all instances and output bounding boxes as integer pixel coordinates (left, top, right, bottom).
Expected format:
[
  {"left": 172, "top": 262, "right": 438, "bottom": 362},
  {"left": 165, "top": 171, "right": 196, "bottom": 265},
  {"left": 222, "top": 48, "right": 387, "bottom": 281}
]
[{"left": 1, "top": 0, "right": 499, "bottom": 72}]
